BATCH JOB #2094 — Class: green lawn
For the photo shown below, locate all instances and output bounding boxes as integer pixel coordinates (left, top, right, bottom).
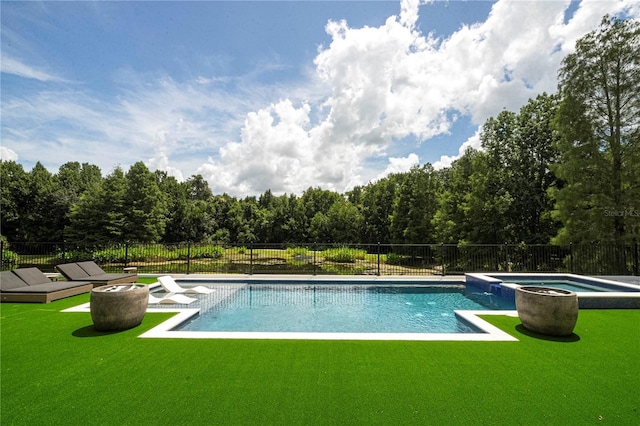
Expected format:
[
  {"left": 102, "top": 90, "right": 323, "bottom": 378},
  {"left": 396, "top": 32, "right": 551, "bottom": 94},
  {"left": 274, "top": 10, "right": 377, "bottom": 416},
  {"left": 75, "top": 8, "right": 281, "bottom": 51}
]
[{"left": 1, "top": 294, "right": 639, "bottom": 425}]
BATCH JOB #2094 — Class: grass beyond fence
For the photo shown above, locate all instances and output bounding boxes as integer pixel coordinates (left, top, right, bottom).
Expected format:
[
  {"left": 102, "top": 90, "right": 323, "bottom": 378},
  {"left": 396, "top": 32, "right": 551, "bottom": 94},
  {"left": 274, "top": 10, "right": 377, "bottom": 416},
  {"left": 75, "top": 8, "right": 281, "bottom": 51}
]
[
  {"left": 1, "top": 293, "right": 639, "bottom": 425},
  {"left": 2, "top": 241, "right": 639, "bottom": 276}
]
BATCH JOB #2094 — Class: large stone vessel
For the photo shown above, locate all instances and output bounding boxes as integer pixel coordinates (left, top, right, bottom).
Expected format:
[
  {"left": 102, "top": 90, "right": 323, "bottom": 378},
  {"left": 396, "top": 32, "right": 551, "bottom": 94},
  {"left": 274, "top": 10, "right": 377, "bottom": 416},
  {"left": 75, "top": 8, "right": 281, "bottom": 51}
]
[
  {"left": 90, "top": 284, "right": 149, "bottom": 331},
  {"left": 515, "top": 286, "right": 578, "bottom": 336}
]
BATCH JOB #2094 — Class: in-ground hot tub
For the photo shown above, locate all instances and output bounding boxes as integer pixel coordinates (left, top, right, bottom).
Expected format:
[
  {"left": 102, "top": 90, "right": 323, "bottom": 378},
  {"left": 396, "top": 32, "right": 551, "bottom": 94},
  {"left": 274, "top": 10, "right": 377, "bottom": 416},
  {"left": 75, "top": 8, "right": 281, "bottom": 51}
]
[{"left": 466, "top": 273, "right": 640, "bottom": 309}]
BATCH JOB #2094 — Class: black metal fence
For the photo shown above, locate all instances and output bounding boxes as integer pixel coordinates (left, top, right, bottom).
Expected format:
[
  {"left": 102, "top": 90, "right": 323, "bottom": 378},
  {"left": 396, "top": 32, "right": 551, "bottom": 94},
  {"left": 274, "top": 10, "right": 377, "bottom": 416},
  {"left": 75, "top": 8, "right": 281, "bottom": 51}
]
[{"left": 1, "top": 241, "right": 638, "bottom": 276}]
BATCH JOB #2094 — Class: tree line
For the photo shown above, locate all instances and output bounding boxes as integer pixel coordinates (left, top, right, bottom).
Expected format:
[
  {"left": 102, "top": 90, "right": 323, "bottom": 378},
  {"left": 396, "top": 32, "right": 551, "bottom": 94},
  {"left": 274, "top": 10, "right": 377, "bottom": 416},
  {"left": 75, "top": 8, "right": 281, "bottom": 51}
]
[{"left": 1, "top": 17, "right": 638, "bottom": 248}]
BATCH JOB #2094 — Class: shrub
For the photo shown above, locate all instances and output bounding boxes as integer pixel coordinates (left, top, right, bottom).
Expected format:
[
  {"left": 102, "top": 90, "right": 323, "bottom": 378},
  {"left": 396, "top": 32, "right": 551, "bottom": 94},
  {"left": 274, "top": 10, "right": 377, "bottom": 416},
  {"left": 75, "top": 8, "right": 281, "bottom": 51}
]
[
  {"left": 322, "top": 247, "right": 367, "bottom": 263},
  {"left": 93, "top": 246, "right": 155, "bottom": 263},
  {"left": 57, "top": 249, "right": 94, "bottom": 263},
  {"left": 384, "top": 252, "right": 406, "bottom": 265},
  {"left": 189, "top": 245, "right": 225, "bottom": 259},
  {"left": 286, "top": 247, "right": 310, "bottom": 256},
  {"left": 320, "top": 263, "right": 367, "bottom": 274},
  {"left": 1, "top": 249, "right": 19, "bottom": 269}
]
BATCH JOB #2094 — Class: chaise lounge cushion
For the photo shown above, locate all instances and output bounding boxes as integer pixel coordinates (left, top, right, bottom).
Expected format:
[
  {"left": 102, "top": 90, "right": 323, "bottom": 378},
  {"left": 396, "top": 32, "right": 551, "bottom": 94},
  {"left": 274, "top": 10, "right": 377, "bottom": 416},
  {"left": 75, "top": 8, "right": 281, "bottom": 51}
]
[
  {"left": 56, "top": 263, "right": 91, "bottom": 280},
  {"left": 13, "top": 267, "right": 51, "bottom": 286},
  {"left": 76, "top": 261, "right": 135, "bottom": 282},
  {"left": 0, "top": 271, "right": 26, "bottom": 291},
  {"left": 2, "top": 268, "right": 93, "bottom": 303},
  {"left": 57, "top": 261, "right": 137, "bottom": 285},
  {"left": 77, "top": 261, "right": 106, "bottom": 276}
]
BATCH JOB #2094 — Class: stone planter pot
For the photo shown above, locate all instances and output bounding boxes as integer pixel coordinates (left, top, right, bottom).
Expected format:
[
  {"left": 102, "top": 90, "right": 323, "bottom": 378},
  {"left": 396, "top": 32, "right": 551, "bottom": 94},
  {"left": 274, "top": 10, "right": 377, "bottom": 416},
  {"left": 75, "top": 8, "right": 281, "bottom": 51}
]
[
  {"left": 515, "top": 286, "right": 578, "bottom": 336},
  {"left": 90, "top": 285, "right": 149, "bottom": 331}
]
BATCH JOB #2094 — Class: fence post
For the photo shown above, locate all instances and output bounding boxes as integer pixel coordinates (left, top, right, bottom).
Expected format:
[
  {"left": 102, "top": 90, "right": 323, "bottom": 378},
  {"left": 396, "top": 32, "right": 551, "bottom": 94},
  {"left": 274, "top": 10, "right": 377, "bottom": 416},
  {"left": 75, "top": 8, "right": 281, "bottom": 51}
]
[
  {"left": 250, "top": 244, "right": 253, "bottom": 275},
  {"left": 377, "top": 242, "right": 381, "bottom": 276},
  {"left": 504, "top": 242, "right": 509, "bottom": 272},
  {"left": 124, "top": 242, "right": 129, "bottom": 268},
  {"left": 0, "top": 241, "right": 3, "bottom": 270},
  {"left": 187, "top": 241, "right": 191, "bottom": 275},
  {"left": 441, "top": 243, "right": 445, "bottom": 276},
  {"left": 569, "top": 242, "right": 574, "bottom": 274},
  {"left": 313, "top": 243, "right": 317, "bottom": 276},
  {"left": 634, "top": 240, "right": 639, "bottom": 276}
]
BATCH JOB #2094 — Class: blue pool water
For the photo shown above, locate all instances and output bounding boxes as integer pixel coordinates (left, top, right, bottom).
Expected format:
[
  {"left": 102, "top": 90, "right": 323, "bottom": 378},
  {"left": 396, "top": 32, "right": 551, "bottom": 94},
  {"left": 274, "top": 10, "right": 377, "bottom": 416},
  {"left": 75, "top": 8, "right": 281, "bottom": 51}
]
[
  {"left": 505, "top": 280, "right": 615, "bottom": 293},
  {"left": 177, "top": 285, "right": 513, "bottom": 334}
]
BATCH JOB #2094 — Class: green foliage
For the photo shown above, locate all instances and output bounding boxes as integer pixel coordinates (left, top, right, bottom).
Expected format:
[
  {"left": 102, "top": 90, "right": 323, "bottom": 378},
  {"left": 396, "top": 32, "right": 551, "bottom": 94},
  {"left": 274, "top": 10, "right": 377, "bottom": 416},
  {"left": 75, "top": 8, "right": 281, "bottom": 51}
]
[
  {"left": 230, "top": 246, "right": 247, "bottom": 255},
  {"left": 65, "top": 168, "right": 126, "bottom": 246},
  {"left": 184, "top": 245, "right": 225, "bottom": 260},
  {"left": 57, "top": 249, "right": 94, "bottom": 263},
  {"left": 384, "top": 252, "right": 405, "bottom": 265},
  {"left": 322, "top": 247, "right": 367, "bottom": 263},
  {"left": 390, "top": 165, "right": 439, "bottom": 244},
  {"left": 553, "top": 16, "right": 640, "bottom": 244},
  {"left": 89, "top": 244, "right": 225, "bottom": 263},
  {"left": 319, "top": 264, "right": 367, "bottom": 274},
  {"left": 286, "top": 247, "right": 310, "bottom": 256},
  {"left": 434, "top": 94, "right": 561, "bottom": 245},
  {"left": 123, "top": 162, "right": 167, "bottom": 242},
  {"left": 1, "top": 248, "right": 19, "bottom": 269},
  {"left": 0, "top": 161, "right": 30, "bottom": 242},
  {"left": 357, "top": 176, "right": 397, "bottom": 243},
  {"left": 93, "top": 247, "right": 135, "bottom": 263},
  {"left": 4, "top": 20, "right": 638, "bottom": 251}
]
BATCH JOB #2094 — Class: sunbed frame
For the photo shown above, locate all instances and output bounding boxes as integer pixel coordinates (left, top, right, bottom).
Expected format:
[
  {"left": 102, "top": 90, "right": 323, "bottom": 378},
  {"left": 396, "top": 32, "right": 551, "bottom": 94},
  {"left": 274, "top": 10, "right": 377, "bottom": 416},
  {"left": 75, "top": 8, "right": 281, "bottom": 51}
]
[{"left": 1, "top": 269, "right": 93, "bottom": 303}]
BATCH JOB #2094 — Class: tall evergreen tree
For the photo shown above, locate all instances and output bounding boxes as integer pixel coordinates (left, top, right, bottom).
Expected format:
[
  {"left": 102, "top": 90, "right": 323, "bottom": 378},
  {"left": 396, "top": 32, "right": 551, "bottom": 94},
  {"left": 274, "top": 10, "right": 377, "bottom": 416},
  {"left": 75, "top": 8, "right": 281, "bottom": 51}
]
[
  {"left": 358, "top": 176, "right": 399, "bottom": 243},
  {"left": 66, "top": 168, "right": 127, "bottom": 246},
  {"left": 0, "top": 161, "right": 30, "bottom": 241},
  {"left": 22, "top": 162, "right": 59, "bottom": 241},
  {"left": 390, "top": 165, "right": 439, "bottom": 244},
  {"left": 53, "top": 162, "right": 102, "bottom": 241},
  {"left": 552, "top": 16, "right": 640, "bottom": 244},
  {"left": 432, "top": 149, "right": 478, "bottom": 243},
  {"left": 434, "top": 94, "right": 560, "bottom": 244},
  {"left": 123, "top": 162, "right": 166, "bottom": 242}
]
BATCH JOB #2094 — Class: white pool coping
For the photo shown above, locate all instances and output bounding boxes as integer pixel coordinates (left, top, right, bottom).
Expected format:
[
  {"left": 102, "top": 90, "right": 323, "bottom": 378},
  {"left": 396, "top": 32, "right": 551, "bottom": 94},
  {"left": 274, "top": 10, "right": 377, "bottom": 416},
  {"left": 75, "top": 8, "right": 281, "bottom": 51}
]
[{"left": 62, "top": 302, "right": 519, "bottom": 342}]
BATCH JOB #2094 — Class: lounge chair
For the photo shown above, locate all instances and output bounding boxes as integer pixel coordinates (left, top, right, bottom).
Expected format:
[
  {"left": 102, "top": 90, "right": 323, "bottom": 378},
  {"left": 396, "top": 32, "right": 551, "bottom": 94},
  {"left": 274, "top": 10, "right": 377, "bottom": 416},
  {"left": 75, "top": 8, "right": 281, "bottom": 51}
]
[
  {"left": 148, "top": 292, "right": 197, "bottom": 305},
  {"left": 157, "top": 275, "right": 214, "bottom": 294},
  {"left": 1, "top": 268, "right": 92, "bottom": 303},
  {"left": 57, "top": 261, "right": 138, "bottom": 287}
]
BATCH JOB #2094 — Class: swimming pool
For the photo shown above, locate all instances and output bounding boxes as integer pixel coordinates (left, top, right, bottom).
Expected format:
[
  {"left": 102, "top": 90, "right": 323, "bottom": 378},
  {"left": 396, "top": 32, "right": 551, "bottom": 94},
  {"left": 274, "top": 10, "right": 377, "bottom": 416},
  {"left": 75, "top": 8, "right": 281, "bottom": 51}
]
[{"left": 177, "top": 285, "right": 512, "bottom": 333}]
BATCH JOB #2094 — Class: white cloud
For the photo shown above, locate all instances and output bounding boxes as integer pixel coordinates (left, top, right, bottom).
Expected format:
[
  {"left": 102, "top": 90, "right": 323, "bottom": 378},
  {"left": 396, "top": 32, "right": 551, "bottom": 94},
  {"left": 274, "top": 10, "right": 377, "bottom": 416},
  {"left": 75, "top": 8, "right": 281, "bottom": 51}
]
[
  {"left": 377, "top": 153, "right": 420, "bottom": 180},
  {"left": 196, "top": 99, "right": 379, "bottom": 195},
  {"left": 433, "top": 130, "right": 482, "bottom": 170},
  {"left": 203, "top": 0, "right": 637, "bottom": 195},
  {"left": 0, "top": 71, "right": 289, "bottom": 177},
  {"left": 0, "top": 146, "right": 19, "bottom": 162},
  {"left": 3, "top": 0, "right": 637, "bottom": 194},
  {"left": 1, "top": 56, "right": 66, "bottom": 82},
  {"left": 147, "top": 150, "right": 184, "bottom": 182}
]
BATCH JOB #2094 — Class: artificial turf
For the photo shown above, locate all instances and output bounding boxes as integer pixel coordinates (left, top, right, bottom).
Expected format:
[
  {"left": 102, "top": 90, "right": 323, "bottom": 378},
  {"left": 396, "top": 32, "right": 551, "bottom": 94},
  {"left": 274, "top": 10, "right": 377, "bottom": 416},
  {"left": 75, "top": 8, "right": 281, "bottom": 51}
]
[{"left": 1, "top": 293, "right": 639, "bottom": 425}]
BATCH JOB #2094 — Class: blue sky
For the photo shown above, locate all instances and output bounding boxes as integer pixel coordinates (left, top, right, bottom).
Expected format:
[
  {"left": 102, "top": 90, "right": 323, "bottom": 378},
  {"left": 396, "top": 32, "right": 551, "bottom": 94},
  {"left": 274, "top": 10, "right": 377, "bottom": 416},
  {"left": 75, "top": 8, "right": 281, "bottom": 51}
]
[{"left": 2, "top": 0, "right": 638, "bottom": 196}]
